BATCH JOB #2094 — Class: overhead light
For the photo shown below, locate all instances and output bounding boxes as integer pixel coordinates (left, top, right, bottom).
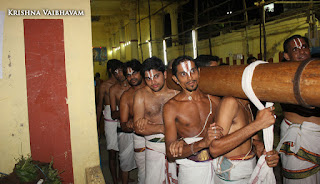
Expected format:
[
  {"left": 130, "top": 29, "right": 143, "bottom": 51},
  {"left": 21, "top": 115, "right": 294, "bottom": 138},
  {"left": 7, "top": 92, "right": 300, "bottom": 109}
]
[
  {"left": 163, "top": 40, "right": 167, "bottom": 65},
  {"left": 192, "top": 30, "right": 197, "bottom": 59},
  {"left": 148, "top": 41, "right": 152, "bottom": 58}
]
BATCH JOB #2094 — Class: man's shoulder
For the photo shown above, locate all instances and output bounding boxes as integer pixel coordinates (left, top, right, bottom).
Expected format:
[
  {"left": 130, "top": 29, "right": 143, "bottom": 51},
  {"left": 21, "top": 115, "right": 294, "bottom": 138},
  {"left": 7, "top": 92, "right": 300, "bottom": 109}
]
[
  {"left": 102, "top": 80, "right": 116, "bottom": 88},
  {"left": 122, "top": 87, "right": 135, "bottom": 98},
  {"left": 208, "top": 94, "right": 221, "bottom": 104},
  {"left": 168, "top": 89, "right": 179, "bottom": 96},
  {"left": 110, "top": 83, "right": 121, "bottom": 91},
  {"left": 134, "top": 86, "right": 149, "bottom": 99},
  {"left": 164, "top": 97, "right": 179, "bottom": 113},
  {"left": 136, "top": 86, "right": 149, "bottom": 94},
  {"left": 165, "top": 96, "right": 178, "bottom": 105},
  {"left": 220, "top": 96, "right": 239, "bottom": 107}
]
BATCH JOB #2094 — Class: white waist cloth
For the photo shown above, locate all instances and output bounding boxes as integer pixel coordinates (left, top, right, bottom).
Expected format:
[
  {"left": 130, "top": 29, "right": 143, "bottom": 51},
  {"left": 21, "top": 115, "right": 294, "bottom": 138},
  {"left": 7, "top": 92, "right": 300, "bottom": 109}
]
[
  {"left": 118, "top": 132, "right": 136, "bottom": 171},
  {"left": 176, "top": 137, "right": 214, "bottom": 184},
  {"left": 145, "top": 134, "right": 177, "bottom": 184},
  {"left": 134, "top": 131, "right": 146, "bottom": 184},
  {"left": 213, "top": 156, "right": 256, "bottom": 183},
  {"left": 145, "top": 133, "right": 165, "bottom": 154},
  {"left": 276, "top": 120, "right": 320, "bottom": 183},
  {"left": 103, "top": 105, "right": 119, "bottom": 151},
  {"left": 134, "top": 134, "right": 145, "bottom": 149},
  {"left": 135, "top": 150, "right": 146, "bottom": 184}
]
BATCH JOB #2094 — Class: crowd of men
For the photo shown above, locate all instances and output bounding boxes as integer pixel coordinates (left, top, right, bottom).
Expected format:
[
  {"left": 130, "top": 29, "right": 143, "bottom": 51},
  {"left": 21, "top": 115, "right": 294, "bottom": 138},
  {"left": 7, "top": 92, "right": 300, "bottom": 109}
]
[{"left": 96, "top": 35, "right": 319, "bottom": 184}]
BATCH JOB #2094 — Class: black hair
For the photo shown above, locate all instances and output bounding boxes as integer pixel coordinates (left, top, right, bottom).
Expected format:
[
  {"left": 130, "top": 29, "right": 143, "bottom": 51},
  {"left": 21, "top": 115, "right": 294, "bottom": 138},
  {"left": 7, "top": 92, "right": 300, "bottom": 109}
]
[
  {"left": 107, "top": 59, "right": 122, "bottom": 76},
  {"left": 172, "top": 55, "right": 198, "bottom": 77},
  {"left": 95, "top": 72, "right": 100, "bottom": 78},
  {"left": 141, "top": 56, "right": 165, "bottom": 78},
  {"left": 123, "top": 59, "right": 142, "bottom": 76},
  {"left": 283, "top": 35, "right": 309, "bottom": 53},
  {"left": 247, "top": 56, "right": 257, "bottom": 64},
  {"left": 195, "top": 55, "right": 219, "bottom": 67}
]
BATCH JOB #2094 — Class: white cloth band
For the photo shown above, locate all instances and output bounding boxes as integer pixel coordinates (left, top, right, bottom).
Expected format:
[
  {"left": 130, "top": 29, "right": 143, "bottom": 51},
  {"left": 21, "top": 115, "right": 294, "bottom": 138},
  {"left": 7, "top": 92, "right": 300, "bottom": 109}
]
[
  {"left": 241, "top": 60, "right": 274, "bottom": 152},
  {"left": 242, "top": 61, "right": 276, "bottom": 184}
]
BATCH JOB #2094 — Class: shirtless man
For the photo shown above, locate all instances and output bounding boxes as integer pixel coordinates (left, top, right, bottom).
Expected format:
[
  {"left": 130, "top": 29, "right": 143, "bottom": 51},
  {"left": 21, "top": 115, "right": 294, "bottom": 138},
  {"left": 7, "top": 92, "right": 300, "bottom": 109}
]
[
  {"left": 164, "top": 56, "right": 222, "bottom": 183},
  {"left": 133, "top": 56, "right": 178, "bottom": 184},
  {"left": 96, "top": 59, "right": 120, "bottom": 184},
  {"left": 210, "top": 97, "right": 279, "bottom": 183},
  {"left": 109, "top": 61, "right": 135, "bottom": 184},
  {"left": 166, "top": 56, "right": 279, "bottom": 183},
  {"left": 276, "top": 35, "right": 320, "bottom": 183},
  {"left": 119, "top": 59, "right": 145, "bottom": 184}
]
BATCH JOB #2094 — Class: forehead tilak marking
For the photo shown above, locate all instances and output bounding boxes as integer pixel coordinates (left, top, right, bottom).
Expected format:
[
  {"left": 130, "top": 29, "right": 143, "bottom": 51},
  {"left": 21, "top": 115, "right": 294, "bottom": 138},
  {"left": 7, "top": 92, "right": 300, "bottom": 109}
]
[
  {"left": 181, "top": 60, "right": 192, "bottom": 77},
  {"left": 146, "top": 70, "right": 154, "bottom": 80},
  {"left": 293, "top": 38, "right": 303, "bottom": 49},
  {"left": 127, "top": 68, "right": 134, "bottom": 75}
]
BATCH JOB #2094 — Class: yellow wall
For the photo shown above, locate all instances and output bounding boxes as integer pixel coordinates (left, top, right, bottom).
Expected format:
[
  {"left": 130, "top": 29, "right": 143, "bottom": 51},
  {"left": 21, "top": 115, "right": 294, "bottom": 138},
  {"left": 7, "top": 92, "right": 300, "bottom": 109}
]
[
  {"left": 94, "top": 62, "right": 108, "bottom": 81},
  {"left": 93, "top": 14, "right": 312, "bottom": 68},
  {"left": 0, "top": 0, "right": 100, "bottom": 183},
  {"left": 206, "top": 17, "right": 309, "bottom": 64},
  {"left": 92, "top": 22, "right": 109, "bottom": 80}
]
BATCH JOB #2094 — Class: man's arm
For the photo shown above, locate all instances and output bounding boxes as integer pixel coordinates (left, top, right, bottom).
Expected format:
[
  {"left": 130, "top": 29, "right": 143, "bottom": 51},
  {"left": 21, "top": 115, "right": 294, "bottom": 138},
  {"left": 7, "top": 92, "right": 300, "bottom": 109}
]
[
  {"left": 164, "top": 102, "right": 219, "bottom": 161},
  {"left": 96, "top": 83, "right": 107, "bottom": 123},
  {"left": 120, "top": 92, "right": 133, "bottom": 133},
  {"left": 133, "top": 90, "right": 145, "bottom": 124},
  {"left": 110, "top": 85, "right": 120, "bottom": 120},
  {"left": 164, "top": 101, "right": 179, "bottom": 161},
  {"left": 210, "top": 97, "right": 275, "bottom": 158}
]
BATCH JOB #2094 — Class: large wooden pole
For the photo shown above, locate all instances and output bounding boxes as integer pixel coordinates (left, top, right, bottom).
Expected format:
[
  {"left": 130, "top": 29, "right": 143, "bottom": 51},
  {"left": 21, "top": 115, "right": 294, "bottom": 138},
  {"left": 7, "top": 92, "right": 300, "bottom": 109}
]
[{"left": 166, "top": 59, "right": 320, "bottom": 107}]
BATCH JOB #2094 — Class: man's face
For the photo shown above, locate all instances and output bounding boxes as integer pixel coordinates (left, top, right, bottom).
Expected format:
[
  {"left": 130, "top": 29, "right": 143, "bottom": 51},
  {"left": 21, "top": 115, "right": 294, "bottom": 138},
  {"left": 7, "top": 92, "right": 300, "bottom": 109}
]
[
  {"left": 126, "top": 67, "right": 142, "bottom": 86},
  {"left": 114, "top": 68, "right": 126, "bottom": 82},
  {"left": 284, "top": 38, "right": 311, "bottom": 62},
  {"left": 144, "top": 69, "right": 166, "bottom": 92},
  {"left": 174, "top": 60, "right": 199, "bottom": 92}
]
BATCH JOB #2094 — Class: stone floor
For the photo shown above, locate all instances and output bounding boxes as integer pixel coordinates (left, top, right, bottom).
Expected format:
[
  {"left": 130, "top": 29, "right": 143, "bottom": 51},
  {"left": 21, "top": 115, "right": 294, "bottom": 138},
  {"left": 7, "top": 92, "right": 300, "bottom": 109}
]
[
  {"left": 98, "top": 135, "right": 138, "bottom": 184},
  {"left": 98, "top": 114, "right": 284, "bottom": 184}
]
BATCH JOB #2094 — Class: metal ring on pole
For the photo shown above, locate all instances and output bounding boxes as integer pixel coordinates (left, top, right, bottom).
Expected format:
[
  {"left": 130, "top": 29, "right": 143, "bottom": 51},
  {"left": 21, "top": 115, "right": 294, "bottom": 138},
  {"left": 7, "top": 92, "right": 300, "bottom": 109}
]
[{"left": 293, "top": 58, "right": 317, "bottom": 108}]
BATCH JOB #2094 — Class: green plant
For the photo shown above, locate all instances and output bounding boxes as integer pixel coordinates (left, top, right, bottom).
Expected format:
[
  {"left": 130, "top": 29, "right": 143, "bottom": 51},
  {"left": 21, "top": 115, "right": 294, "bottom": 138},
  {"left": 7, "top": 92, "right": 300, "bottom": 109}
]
[
  {"left": 15, "top": 156, "right": 38, "bottom": 182},
  {"left": 11, "top": 155, "right": 62, "bottom": 184},
  {"left": 41, "top": 160, "right": 62, "bottom": 184}
]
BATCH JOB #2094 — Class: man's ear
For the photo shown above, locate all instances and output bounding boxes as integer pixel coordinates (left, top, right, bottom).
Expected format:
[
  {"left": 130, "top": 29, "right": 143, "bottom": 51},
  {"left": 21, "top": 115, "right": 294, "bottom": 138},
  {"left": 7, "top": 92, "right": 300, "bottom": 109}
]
[
  {"left": 172, "top": 75, "right": 179, "bottom": 85},
  {"left": 164, "top": 71, "right": 167, "bottom": 79},
  {"left": 284, "top": 52, "right": 290, "bottom": 61}
]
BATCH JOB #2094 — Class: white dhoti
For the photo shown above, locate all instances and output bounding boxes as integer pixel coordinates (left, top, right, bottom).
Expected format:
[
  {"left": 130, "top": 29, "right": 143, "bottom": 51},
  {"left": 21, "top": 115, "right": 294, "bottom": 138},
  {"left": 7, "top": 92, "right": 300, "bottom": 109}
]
[
  {"left": 213, "top": 153, "right": 256, "bottom": 183},
  {"left": 103, "top": 105, "right": 119, "bottom": 151},
  {"left": 134, "top": 134, "right": 146, "bottom": 184},
  {"left": 276, "top": 120, "right": 320, "bottom": 183},
  {"left": 118, "top": 132, "right": 136, "bottom": 171},
  {"left": 176, "top": 137, "right": 214, "bottom": 184},
  {"left": 145, "top": 134, "right": 178, "bottom": 184}
]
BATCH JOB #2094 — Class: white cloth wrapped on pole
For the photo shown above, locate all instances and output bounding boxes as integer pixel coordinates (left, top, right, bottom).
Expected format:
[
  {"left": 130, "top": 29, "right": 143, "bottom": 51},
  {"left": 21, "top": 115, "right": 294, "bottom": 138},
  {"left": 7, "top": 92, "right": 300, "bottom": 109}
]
[{"left": 241, "top": 61, "right": 276, "bottom": 184}]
